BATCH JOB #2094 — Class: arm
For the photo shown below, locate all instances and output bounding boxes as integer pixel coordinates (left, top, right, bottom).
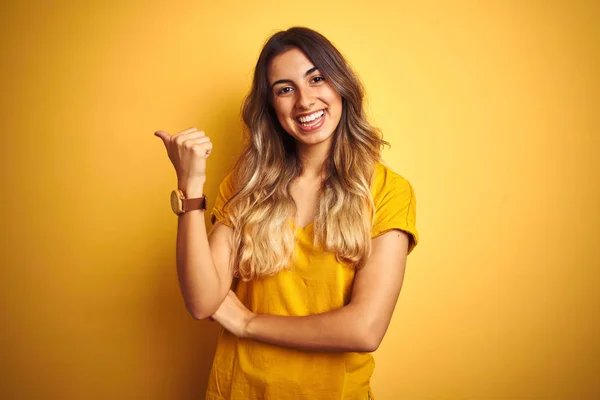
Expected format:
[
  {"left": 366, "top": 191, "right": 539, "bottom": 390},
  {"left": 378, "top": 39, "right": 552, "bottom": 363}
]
[
  {"left": 176, "top": 182, "right": 234, "bottom": 320},
  {"left": 215, "top": 229, "right": 410, "bottom": 352}
]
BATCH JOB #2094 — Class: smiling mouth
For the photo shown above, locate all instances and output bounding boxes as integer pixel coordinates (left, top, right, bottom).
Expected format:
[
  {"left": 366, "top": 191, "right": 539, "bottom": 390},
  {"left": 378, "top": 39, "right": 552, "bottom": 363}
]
[{"left": 295, "top": 109, "right": 325, "bottom": 127}]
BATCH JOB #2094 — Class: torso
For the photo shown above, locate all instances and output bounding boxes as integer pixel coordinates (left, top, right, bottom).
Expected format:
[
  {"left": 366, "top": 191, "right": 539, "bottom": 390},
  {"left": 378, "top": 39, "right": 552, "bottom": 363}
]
[
  {"left": 289, "top": 176, "right": 322, "bottom": 229},
  {"left": 206, "top": 162, "right": 415, "bottom": 399}
]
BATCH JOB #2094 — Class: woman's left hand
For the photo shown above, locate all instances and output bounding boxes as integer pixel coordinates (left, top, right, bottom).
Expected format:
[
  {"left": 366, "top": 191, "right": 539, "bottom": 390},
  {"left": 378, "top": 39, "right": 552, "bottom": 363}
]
[{"left": 211, "top": 290, "right": 255, "bottom": 338}]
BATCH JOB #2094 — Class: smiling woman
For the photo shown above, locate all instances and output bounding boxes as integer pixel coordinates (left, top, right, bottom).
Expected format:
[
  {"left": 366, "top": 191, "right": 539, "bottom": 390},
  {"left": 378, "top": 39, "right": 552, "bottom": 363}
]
[
  {"left": 269, "top": 51, "right": 342, "bottom": 145},
  {"left": 155, "top": 26, "right": 419, "bottom": 400}
]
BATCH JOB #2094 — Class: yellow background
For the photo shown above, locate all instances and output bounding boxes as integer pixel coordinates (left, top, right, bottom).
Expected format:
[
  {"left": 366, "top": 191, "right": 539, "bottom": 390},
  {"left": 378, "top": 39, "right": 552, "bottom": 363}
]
[{"left": 1, "top": 1, "right": 598, "bottom": 398}]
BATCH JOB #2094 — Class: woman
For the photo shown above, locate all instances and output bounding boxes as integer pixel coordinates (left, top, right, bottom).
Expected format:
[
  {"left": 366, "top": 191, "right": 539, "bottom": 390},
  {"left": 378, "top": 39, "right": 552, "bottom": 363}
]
[{"left": 155, "top": 26, "right": 418, "bottom": 400}]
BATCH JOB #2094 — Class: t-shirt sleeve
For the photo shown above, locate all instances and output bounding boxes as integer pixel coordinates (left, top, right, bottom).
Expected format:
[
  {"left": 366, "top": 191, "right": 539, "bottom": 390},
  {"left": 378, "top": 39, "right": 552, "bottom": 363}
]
[
  {"left": 210, "top": 173, "right": 234, "bottom": 228},
  {"left": 371, "top": 173, "right": 419, "bottom": 255}
]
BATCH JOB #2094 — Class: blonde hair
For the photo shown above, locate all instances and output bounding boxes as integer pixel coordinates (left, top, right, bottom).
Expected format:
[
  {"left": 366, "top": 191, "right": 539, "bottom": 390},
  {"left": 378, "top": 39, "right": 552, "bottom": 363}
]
[{"left": 222, "top": 27, "right": 388, "bottom": 281}]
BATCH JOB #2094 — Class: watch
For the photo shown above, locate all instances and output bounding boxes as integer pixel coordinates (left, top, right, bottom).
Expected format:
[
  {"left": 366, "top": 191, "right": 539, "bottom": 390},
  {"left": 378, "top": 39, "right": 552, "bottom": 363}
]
[{"left": 170, "top": 189, "right": 207, "bottom": 215}]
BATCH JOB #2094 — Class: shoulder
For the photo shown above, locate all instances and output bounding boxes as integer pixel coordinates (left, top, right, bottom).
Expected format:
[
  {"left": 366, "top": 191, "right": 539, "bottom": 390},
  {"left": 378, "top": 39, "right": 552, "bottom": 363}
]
[
  {"left": 210, "top": 170, "right": 238, "bottom": 226},
  {"left": 216, "top": 170, "right": 237, "bottom": 199},
  {"left": 370, "top": 162, "right": 419, "bottom": 251},
  {"left": 371, "top": 162, "right": 414, "bottom": 203}
]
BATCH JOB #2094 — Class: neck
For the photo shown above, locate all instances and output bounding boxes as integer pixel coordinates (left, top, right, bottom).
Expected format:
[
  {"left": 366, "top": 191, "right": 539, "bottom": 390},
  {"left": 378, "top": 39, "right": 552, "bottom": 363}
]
[{"left": 295, "top": 138, "right": 331, "bottom": 180}]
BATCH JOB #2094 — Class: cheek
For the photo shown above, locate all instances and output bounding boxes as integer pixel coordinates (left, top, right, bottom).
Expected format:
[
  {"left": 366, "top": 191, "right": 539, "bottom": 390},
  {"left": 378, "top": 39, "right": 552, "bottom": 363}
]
[
  {"left": 275, "top": 104, "right": 295, "bottom": 123},
  {"left": 333, "top": 92, "right": 343, "bottom": 106},
  {"left": 277, "top": 111, "right": 292, "bottom": 125},
  {"left": 270, "top": 103, "right": 284, "bottom": 121},
  {"left": 324, "top": 91, "right": 342, "bottom": 110},
  {"left": 328, "top": 95, "right": 343, "bottom": 115},
  {"left": 272, "top": 99, "right": 285, "bottom": 113},
  {"left": 274, "top": 110, "right": 292, "bottom": 129},
  {"left": 322, "top": 83, "right": 341, "bottom": 102}
]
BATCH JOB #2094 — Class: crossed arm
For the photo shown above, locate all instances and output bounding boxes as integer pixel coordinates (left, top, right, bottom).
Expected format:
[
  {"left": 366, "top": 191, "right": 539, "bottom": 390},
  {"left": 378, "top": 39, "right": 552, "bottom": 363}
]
[{"left": 211, "top": 229, "right": 411, "bottom": 353}]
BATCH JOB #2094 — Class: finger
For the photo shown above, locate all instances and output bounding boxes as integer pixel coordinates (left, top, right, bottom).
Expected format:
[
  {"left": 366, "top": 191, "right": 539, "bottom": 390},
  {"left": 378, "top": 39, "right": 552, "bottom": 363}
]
[
  {"left": 172, "top": 127, "right": 201, "bottom": 140},
  {"left": 182, "top": 135, "right": 211, "bottom": 148},
  {"left": 192, "top": 141, "right": 213, "bottom": 157},
  {"left": 153, "top": 130, "right": 171, "bottom": 144},
  {"left": 178, "top": 132, "right": 209, "bottom": 146},
  {"left": 176, "top": 130, "right": 206, "bottom": 143}
]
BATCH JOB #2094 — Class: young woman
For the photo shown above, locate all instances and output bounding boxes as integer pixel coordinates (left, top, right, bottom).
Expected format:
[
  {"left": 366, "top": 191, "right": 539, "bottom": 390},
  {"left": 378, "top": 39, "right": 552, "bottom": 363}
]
[{"left": 155, "top": 26, "right": 419, "bottom": 400}]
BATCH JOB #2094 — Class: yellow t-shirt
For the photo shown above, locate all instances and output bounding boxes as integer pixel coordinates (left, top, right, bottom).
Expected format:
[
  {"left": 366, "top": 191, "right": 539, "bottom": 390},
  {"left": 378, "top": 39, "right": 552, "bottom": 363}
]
[{"left": 205, "top": 162, "right": 419, "bottom": 400}]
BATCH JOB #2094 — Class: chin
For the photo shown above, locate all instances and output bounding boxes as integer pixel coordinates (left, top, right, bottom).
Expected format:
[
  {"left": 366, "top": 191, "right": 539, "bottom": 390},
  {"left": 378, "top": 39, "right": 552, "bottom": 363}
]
[{"left": 296, "top": 131, "right": 335, "bottom": 147}]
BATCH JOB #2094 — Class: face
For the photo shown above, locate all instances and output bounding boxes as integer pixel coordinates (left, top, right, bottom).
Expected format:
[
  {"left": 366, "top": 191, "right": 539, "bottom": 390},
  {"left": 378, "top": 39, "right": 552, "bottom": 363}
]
[{"left": 267, "top": 47, "right": 343, "bottom": 149}]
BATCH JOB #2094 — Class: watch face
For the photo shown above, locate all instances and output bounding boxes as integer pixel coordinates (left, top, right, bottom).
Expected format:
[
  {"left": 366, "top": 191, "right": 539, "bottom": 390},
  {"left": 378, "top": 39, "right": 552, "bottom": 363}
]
[{"left": 170, "top": 190, "right": 183, "bottom": 214}]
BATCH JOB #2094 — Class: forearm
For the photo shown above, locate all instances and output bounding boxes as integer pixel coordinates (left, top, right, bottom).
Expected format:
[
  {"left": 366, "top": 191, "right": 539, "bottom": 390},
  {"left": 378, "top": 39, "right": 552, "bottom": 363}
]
[
  {"left": 176, "top": 183, "right": 223, "bottom": 319},
  {"left": 245, "top": 304, "right": 376, "bottom": 353}
]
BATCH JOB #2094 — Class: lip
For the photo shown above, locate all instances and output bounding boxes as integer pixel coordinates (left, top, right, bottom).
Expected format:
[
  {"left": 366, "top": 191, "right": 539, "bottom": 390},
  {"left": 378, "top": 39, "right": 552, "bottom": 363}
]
[
  {"left": 294, "top": 109, "right": 326, "bottom": 133},
  {"left": 295, "top": 109, "right": 325, "bottom": 119}
]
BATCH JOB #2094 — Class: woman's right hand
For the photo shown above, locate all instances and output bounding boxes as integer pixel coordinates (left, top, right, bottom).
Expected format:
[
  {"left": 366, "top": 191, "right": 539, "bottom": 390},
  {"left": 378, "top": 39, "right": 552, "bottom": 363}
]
[{"left": 154, "top": 127, "right": 213, "bottom": 187}]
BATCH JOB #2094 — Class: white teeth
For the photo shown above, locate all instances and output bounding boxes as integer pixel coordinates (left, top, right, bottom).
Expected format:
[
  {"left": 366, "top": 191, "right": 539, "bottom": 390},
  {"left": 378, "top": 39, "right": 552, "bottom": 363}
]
[{"left": 297, "top": 110, "right": 324, "bottom": 123}]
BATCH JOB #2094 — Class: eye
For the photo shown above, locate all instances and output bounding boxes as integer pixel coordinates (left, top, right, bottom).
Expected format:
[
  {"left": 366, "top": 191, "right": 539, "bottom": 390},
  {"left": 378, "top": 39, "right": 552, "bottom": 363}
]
[
  {"left": 312, "top": 76, "right": 325, "bottom": 83},
  {"left": 277, "top": 86, "right": 293, "bottom": 95}
]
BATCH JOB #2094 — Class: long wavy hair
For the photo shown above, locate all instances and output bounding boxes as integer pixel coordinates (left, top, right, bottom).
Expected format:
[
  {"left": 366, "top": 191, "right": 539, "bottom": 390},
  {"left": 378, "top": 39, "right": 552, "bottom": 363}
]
[{"left": 220, "top": 27, "right": 389, "bottom": 281}]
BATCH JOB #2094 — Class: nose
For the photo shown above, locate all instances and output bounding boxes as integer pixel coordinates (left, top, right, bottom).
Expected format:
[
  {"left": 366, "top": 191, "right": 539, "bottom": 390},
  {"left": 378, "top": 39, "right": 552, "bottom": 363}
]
[{"left": 295, "top": 86, "right": 316, "bottom": 110}]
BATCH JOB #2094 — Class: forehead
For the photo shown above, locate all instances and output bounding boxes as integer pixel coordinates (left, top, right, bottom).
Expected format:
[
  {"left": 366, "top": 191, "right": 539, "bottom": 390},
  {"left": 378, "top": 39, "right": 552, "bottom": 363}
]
[{"left": 268, "top": 47, "right": 315, "bottom": 83}]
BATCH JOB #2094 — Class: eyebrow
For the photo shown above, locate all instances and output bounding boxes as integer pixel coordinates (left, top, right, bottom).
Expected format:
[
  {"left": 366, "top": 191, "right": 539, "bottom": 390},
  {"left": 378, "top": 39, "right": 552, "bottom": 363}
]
[{"left": 271, "top": 66, "right": 319, "bottom": 89}]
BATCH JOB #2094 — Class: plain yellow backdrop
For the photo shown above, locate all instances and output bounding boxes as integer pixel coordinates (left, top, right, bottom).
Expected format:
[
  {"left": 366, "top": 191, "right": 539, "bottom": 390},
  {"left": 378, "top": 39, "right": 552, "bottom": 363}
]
[{"left": 1, "top": 0, "right": 598, "bottom": 399}]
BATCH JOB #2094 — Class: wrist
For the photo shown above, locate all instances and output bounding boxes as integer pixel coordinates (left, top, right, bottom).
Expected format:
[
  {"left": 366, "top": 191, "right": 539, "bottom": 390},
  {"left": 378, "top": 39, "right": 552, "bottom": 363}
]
[
  {"left": 178, "top": 182, "right": 205, "bottom": 198},
  {"left": 243, "top": 312, "right": 258, "bottom": 339}
]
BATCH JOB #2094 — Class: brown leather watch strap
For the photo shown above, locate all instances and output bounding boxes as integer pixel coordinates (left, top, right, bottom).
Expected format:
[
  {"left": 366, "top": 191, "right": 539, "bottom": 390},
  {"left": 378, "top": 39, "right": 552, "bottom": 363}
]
[{"left": 182, "top": 196, "right": 207, "bottom": 212}]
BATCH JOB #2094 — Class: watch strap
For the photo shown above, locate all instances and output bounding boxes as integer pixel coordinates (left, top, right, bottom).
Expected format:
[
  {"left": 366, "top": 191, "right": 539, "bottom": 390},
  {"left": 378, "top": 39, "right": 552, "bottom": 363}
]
[{"left": 182, "top": 196, "right": 207, "bottom": 212}]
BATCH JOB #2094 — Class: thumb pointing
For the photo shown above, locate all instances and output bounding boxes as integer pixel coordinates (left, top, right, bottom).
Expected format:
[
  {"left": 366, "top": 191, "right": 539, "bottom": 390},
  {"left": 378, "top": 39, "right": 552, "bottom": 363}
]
[{"left": 154, "top": 130, "right": 169, "bottom": 142}]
